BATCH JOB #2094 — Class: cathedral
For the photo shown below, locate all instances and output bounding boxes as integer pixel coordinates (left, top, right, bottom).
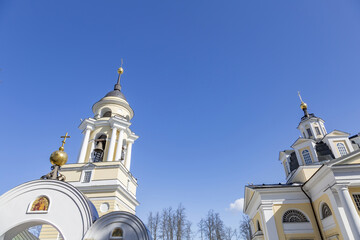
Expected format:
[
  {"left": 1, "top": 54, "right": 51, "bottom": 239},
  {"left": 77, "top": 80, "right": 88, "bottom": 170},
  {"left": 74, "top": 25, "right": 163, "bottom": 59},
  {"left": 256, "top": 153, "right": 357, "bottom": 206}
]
[
  {"left": 0, "top": 68, "right": 151, "bottom": 240},
  {"left": 244, "top": 95, "right": 360, "bottom": 240}
]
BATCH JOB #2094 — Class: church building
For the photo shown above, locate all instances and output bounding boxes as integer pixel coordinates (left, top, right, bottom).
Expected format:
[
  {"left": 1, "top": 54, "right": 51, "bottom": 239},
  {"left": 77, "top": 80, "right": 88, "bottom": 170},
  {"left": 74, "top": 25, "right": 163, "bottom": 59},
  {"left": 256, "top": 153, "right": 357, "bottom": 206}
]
[
  {"left": 0, "top": 67, "right": 151, "bottom": 240},
  {"left": 244, "top": 95, "right": 360, "bottom": 240}
]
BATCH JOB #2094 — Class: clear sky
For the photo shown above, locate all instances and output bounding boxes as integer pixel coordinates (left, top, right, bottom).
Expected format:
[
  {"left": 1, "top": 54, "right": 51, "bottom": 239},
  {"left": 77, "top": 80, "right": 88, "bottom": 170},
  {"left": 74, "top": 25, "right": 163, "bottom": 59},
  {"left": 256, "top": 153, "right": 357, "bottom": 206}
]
[{"left": 1, "top": 0, "right": 360, "bottom": 233}]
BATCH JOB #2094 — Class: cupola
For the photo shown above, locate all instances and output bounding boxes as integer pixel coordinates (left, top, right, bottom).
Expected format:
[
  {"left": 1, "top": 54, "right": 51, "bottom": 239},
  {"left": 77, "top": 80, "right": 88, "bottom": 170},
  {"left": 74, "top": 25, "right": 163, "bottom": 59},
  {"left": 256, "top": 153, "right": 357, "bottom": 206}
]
[{"left": 92, "top": 67, "right": 134, "bottom": 120}]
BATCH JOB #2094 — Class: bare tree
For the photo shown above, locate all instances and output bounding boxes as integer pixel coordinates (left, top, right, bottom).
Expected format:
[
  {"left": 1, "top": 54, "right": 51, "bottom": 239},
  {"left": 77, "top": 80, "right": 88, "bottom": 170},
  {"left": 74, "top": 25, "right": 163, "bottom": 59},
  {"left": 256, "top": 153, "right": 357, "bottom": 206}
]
[
  {"left": 160, "top": 208, "right": 171, "bottom": 240},
  {"left": 148, "top": 212, "right": 160, "bottom": 240},
  {"left": 184, "top": 221, "right": 192, "bottom": 240},
  {"left": 199, "top": 210, "right": 226, "bottom": 240},
  {"left": 148, "top": 212, "right": 154, "bottom": 239},
  {"left": 239, "top": 215, "right": 251, "bottom": 240},
  {"left": 147, "top": 205, "right": 192, "bottom": 240},
  {"left": 198, "top": 219, "right": 205, "bottom": 240},
  {"left": 224, "top": 227, "right": 234, "bottom": 240},
  {"left": 175, "top": 204, "right": 186, "bottom": 240}
]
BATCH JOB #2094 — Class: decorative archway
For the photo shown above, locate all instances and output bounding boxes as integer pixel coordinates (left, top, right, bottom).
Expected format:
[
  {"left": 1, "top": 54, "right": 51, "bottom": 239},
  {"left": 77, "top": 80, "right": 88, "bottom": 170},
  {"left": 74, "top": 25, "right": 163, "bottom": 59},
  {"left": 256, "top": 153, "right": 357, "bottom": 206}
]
[
  {"left": 84, "top": 211, "right": 152, "bottom": 240},
  {"left": 0, "top": 180, "right": 97, "bottom": 240},
  {"left": 1, "top": 221, "right": 63, "bottom": 240}
]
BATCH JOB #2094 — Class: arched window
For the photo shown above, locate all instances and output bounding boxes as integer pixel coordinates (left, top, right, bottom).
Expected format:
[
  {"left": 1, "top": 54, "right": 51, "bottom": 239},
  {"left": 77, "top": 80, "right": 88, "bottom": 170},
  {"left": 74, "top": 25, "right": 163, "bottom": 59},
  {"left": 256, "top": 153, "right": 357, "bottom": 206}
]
[
  {"left": 103, "top": 110, "right": 112, "bottom": 117},
  {"left": 337, "top": 143, "right": 347, "bottom": 156},
  {"left": 110, "top": 227, "right": 123, "bottom": 239},
  {"left": 121, "top": 139, "right": 127, "bottom": 161},
  {"left": 257, "top": 220, "right": 261, "bottom": 231},
  {"left": 302, "top": 150, "right": 312, "bottom": 164},
  {"left": 321, "top": 203, "right": 332, "bottom": 219},
  {"left": 283, "top": 210, "right": 309, "bottom": 223},
  {"left": 93, "top": 134, "right": 107, "bottom": 162}
]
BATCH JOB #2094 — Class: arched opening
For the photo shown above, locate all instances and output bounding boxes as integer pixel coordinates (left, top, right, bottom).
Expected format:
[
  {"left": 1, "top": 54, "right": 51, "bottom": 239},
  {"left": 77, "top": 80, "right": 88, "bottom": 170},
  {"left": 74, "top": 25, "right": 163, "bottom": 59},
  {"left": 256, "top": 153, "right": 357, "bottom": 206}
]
[
  {"left": 101, "top": 108, "right": 112, "bottom": 118},
  {"left": 282, "top": 209, "right": 312, "bottom": 234},
  {"left": 92, "top": 134, "right": 107, "bottom": 162},
  {"left": 2, "top": 221, "right": 64, "bottom": 240},
  {"left": 321, "top": 203, "right": 332, "bottom": 220},
  {"left": 282, "top": 209, "right": 309, "bottom": 223},
  {"left": 121, "top": 139, "right": 127, "bottom": 161},
  {"left": 337, "top": 143, "right": 347, "bottom": 156},
  {"left": 110, "top": 227, "right": 124, "bottom": 239},
  {"left": 302, "top": 150, "right": 312, "bottom": 165},
  {"left": 103, "top": 110, "right": 112, "bottom": 117},
  {"left": 257, "top": 220, "right": 261, "bottom": 231}
]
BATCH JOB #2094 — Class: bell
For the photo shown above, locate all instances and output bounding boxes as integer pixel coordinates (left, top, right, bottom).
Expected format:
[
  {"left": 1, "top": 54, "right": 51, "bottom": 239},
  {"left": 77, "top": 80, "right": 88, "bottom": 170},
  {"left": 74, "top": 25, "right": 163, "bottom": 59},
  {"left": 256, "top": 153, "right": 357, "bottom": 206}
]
[{"left": 94, "top": 141, "right": 104, "bottom": 153}]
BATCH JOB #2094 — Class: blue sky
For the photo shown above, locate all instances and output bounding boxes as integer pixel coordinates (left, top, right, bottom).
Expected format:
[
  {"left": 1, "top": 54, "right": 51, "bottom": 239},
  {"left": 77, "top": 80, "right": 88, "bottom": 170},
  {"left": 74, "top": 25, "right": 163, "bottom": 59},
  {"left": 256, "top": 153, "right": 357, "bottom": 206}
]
[{"left": 1, "top": 0, "right": 360, "bottom": 232}]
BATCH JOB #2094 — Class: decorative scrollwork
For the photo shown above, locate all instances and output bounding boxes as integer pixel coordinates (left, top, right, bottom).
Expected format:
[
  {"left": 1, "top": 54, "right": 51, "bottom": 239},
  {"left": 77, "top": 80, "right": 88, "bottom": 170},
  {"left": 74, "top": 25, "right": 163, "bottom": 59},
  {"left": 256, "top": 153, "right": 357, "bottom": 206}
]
[
  {"left": 41, "top": 165, "right": 66, "bottom": 181},
  {"left": 321, "top": 203, "right": 332, "bottom": 219},
  {"left": 283, "top": 210, "right": 309, "bottom": 223}
]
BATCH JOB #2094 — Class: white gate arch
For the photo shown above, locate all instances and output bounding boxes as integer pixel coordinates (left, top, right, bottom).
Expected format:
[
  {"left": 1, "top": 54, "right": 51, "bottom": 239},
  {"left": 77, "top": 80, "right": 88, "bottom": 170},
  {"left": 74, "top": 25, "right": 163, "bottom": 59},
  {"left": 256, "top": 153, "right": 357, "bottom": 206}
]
[
  {"left": 0, "top": 179, "right": 97, "bottom": 240},
  {"left": 83, "top": 211, "right": 152, "bottom": 240}
]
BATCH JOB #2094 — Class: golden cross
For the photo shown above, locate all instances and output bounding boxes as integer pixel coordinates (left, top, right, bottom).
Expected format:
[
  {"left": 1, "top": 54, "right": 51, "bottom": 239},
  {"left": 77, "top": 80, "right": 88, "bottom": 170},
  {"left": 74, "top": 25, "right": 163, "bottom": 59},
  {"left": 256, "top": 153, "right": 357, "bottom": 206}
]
[{"left": 60, "top": 132, "right": 71, "bottom": 148}]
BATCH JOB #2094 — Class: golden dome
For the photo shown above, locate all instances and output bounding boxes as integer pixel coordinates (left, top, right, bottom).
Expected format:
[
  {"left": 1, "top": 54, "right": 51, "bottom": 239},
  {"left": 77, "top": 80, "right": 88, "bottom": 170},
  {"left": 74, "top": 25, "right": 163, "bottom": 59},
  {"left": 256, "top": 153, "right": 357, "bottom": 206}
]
[
  {"left": 50, "top": 147, "right": 68, "bottom": 166},
  {"left": 50, "top": 133, "right": 70, "bottom": 166},
  {"left": 300, "top": 101, "right": 307, "bottom": 110},
  {"left": 118, "top": 67, "right": 124, "bottom": 75}
]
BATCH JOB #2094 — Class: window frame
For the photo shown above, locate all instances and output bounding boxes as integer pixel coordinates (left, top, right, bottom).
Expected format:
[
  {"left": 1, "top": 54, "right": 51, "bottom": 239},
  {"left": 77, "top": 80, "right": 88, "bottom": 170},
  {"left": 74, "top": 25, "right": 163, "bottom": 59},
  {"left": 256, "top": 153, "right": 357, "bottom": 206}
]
[
  {"left": 336, "top": 142, "right": 347, "bottom": 156},
  {"left": 81, "top": 170, "right": 93, "bottom": 183},
  {"left": 352, "top": 193, "right": 360, "bottom": 212},
  {"left": 282, "top": 209, "right": 309, "bottom": 223},
  {"left": 320, "top": 203, "right": 332, "bottom": 220},
  {"left": 302, "top": 150, "right": 312, "bottom": 165},
  {"left": 306, "top": 128, "right": 313, "bottom": 137},
  {"left": 110, "top": 227, "right": 124, "bottom": 240}
]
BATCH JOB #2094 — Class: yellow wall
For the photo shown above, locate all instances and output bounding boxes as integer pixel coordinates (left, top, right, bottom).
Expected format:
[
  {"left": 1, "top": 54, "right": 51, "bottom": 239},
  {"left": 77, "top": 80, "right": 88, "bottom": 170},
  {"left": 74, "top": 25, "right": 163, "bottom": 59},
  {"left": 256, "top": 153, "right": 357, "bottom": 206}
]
[
  {"left": 252, "top": 211, "right": 263, "bottom": 232},
  {"left": 39, "top": 224, "right": 62, "bottom": 240},
  {"left": 291, "top": 167, "right": 319, "bottom": 183},
  {"left": 273, "top": 203, "right": 321, "bottom": 240},
  {"left": 313, "top": 193, "right": 343, "bottom": 240}
]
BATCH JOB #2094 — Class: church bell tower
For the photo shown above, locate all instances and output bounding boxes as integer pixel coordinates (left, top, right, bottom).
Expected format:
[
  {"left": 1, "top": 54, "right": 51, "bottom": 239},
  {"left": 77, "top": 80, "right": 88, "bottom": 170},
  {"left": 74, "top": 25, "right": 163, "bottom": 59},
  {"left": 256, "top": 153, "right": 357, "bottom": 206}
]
[{"left": 60, "top": 66, "right": 139, "bottom": 216}]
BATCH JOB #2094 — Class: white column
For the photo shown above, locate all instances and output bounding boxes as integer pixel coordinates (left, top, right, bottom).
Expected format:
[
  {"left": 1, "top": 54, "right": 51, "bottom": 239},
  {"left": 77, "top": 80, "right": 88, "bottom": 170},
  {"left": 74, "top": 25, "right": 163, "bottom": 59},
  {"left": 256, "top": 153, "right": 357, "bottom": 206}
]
[
  {"left": 106, "top": 127, "right": 118, "bottom": 162},
  {"left": 260, "top": 204, "right": 279, "bottom": 240},
  {"left": 114, "top": 130, "right": 125, "bottom": 161},
  {"left": 125, "top": 142, "right": 133, "bottom": 171},
  {"left": 336, "top": 185, "right": 360, "bottom": 239},
  {"left": 77, "top": 127, "right": 92, "bottom": 163},
  {"left": 326, "top": 188, "right": 352, "bottom": 240}
]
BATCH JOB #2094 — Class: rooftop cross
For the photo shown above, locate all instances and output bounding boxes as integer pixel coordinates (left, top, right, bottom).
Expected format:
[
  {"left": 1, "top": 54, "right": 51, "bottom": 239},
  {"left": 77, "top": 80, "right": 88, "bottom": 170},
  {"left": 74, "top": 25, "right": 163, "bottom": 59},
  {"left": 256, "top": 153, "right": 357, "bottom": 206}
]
[{"left": 60, "top": 132, "right": 71, "bottom": 149}]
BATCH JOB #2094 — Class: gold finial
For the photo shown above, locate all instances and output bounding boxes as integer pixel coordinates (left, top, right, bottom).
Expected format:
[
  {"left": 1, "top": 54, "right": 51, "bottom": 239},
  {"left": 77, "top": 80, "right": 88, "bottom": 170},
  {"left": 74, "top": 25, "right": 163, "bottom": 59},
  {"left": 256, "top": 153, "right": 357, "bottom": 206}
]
[
  {"left": 298, "top": 91, "right": 307, "bottom": 110},
  {"left": 50, "top": 133, "right": 71, "bottom": 166},
  {"left": 115, "top": 59, "right": 124, "bottom": 90},
  {"left": 118, "top": 58, "right": 124, "bottom": 75}
]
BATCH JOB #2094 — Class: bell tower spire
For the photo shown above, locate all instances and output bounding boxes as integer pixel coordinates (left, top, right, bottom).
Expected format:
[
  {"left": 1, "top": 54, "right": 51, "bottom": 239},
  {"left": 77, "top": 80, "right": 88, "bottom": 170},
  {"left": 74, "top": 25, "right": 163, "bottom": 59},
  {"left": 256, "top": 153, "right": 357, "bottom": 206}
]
[
  {"left": 59, "top": 66, "right": 139, "bottom": 216},
  {"left": 296, "top": 92, "right": 327, "bottom": 140},
  {"left": 114, "top": 59, "right": 124, "bottom": 91}
]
